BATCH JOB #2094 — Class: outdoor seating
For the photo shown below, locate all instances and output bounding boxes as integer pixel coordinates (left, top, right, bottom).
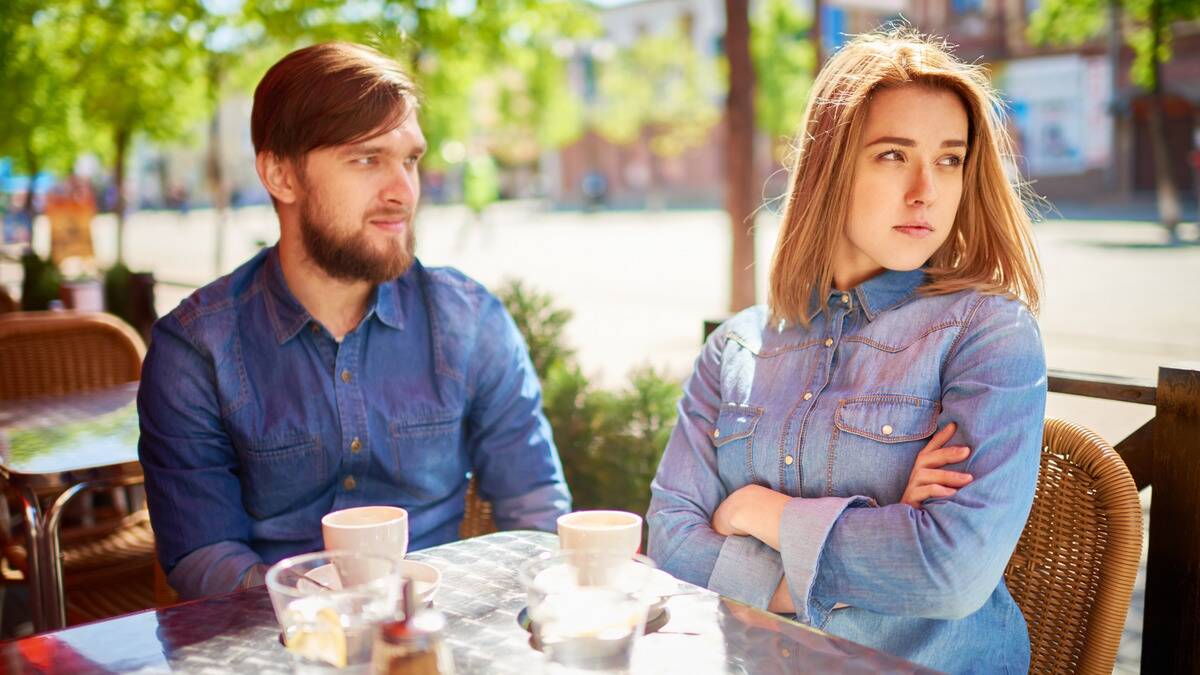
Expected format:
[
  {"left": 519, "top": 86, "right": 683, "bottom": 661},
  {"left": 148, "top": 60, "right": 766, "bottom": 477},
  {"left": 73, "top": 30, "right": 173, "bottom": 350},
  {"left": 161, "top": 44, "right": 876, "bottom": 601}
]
[
  {"left": 459, "top": 477, "right": 498, "bottom": 540},
  {"left": 0, "top": 310, "right": 158, "bottom": 625},
  {"left": 1004, "top": 417, "right": 1143, "bottom": 675}
]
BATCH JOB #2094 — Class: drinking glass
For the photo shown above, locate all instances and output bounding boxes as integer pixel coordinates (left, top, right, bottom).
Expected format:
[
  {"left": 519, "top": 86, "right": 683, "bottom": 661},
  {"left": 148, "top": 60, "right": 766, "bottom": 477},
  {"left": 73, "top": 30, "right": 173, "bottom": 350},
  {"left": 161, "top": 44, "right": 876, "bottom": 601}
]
[
  {"left": 519, "top": 550, "right": 658, "bottom": 674},
  {"left": 266, "top": 550, "right": 402, "bottom": 673}
]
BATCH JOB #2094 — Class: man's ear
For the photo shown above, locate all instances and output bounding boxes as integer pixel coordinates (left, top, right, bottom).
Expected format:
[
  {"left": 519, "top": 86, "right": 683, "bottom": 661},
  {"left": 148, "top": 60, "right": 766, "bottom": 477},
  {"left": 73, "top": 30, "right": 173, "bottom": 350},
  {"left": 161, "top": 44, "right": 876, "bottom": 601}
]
[{"left": 256, "top": 152, "right": 300, "bottom": 205}]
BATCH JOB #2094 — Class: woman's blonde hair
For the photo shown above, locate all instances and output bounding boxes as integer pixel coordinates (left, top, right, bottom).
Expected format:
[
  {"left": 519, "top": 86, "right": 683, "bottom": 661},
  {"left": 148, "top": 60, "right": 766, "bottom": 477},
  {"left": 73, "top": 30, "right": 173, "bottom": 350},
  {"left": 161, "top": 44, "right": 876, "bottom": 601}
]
[{"left": 768, "top": 28, "right": 1042, "bottom": 326}]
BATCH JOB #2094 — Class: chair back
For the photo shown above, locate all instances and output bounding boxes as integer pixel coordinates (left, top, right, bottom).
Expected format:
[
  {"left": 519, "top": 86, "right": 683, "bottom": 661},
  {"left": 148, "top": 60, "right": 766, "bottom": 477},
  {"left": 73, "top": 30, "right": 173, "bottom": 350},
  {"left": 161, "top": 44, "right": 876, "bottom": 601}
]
[
  {"left": 459, "top": 477, "right": 497, "bottom": 540},
  {"left": 1004, "top": 418, "right": 1143, "bottom": 675},
  {"left": 0, "top": 311, "right": 145, "bottom": 400}
]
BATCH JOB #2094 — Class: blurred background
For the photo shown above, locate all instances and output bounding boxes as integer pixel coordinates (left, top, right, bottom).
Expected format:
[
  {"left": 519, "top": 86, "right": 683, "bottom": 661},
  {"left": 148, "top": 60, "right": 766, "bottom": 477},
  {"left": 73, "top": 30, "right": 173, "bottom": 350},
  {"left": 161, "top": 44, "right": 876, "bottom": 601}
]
[{"left": 1, "top": 1, "right": 1198, "bottom": 666}]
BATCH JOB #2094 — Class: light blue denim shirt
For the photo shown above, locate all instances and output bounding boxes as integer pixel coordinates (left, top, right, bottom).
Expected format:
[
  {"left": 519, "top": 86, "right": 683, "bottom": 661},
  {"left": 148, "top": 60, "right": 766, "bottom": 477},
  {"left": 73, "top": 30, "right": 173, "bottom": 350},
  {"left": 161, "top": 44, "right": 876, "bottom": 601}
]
[
  {"left": 648, "top": 268, "right": 1046, "bottom": 674},
  {"left": 138, "top": 246, "right": 571, "bottom": 599}
]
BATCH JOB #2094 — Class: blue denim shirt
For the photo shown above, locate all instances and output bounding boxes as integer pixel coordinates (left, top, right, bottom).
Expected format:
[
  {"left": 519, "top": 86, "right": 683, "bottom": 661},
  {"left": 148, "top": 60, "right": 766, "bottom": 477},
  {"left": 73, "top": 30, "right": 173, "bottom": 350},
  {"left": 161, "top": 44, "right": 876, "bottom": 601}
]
[
  {"left": 138, "top": 247, "right": 571, "bottom": 599},
  {"left": 647, "top": 269, "right": 1046, "bottom": 674}
]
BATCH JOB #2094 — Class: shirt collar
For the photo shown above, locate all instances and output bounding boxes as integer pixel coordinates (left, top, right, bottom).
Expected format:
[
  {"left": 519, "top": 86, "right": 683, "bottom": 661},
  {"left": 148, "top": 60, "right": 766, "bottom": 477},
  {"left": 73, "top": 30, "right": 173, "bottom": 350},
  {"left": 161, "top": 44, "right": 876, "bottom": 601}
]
[
  {"left": 262, "top": 246, "right": 409, "bottom": 345},
  {"left": 805, "top": 268, "right": 927, "bottom": 323}
]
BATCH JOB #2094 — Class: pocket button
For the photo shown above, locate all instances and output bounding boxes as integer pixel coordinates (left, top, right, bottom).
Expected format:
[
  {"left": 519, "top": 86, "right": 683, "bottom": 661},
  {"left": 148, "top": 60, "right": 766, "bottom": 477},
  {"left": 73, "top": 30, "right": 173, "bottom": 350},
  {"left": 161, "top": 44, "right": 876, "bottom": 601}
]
[{"left": 881, "top": 424, "right": 894, "bottom": 436}]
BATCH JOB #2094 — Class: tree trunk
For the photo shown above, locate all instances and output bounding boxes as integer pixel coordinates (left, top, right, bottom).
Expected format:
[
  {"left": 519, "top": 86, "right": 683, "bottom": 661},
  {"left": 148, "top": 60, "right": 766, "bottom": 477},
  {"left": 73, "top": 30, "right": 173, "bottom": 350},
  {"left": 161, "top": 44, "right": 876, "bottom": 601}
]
[
  {"left": 22, "top": 145, "right": 39, "bottom": 221},
  {"left": 812, "top": 0, "right": 824, "bottom": 68},
  {"left": 1148, "top": 0, "right": 1182, "bottom": 241},
  {"left": 1105, "top": 0, "right": 1122, "bottom": 192},
  {"left": 724, "top": 0, "right": 757, "bottom": 313},
  {"left": 207, "top": 56, "right": 230, "bottom": 276},
  {"left": 113, "top": 126, "right": 130, "bottom": 265}
]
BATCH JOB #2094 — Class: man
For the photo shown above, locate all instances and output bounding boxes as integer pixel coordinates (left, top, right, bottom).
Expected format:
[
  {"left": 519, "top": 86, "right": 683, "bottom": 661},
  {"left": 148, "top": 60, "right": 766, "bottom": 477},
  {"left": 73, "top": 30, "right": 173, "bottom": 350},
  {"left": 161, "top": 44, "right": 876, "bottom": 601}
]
[{"left": 138, "top": 42, "right": 571, "bottom": 599}]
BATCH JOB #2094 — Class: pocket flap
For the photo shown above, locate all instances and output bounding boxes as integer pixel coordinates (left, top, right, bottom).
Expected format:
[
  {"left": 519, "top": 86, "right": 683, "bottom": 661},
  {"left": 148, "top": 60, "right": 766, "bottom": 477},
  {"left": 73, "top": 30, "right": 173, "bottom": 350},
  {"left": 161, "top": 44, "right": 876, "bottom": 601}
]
[
  {"left": 712, "top": 403, "right": 763, "bottom": 447},
  {"left": 835, "top": 395, "right": 939, "bottom": 443}
]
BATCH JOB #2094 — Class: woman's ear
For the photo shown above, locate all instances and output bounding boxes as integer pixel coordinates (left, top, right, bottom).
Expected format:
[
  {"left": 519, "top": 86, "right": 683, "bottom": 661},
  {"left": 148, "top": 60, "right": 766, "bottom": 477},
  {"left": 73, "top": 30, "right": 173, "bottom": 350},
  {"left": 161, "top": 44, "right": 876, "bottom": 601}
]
[{"left": 256, "top": 152, "right": 300, "bottom": 205}]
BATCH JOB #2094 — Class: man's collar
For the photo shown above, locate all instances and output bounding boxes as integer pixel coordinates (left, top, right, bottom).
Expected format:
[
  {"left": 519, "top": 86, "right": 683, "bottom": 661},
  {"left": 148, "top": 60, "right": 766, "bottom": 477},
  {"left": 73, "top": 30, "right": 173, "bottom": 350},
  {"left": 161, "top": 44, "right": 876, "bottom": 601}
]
[
  {"left": 263, "top": 246, "right": 409, "bottom": 345},
  {"left": 805, "top": 268, "right": 927, "bottom": 322}
]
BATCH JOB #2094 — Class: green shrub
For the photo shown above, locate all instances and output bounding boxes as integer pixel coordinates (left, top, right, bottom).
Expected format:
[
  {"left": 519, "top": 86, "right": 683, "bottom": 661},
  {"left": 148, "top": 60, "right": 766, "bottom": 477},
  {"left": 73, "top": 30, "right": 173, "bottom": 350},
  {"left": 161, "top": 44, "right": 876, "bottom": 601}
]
[
  {"left": 496, "top": 279, "right": 682, "bottom": 519},
  {"left": 19, "top": 252, "right": 62, "bottom": 310}
]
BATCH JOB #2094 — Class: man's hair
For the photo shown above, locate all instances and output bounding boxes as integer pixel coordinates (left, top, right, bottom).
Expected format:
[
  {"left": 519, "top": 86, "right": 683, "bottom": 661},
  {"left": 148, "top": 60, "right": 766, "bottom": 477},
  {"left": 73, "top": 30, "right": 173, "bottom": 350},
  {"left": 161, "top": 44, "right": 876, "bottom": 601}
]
[
  {"left": 769, "top": 27, "right": 1042, "bottom": 326},
  {"left": 251, "top": 42, "right": 420, "bottom": 161}
]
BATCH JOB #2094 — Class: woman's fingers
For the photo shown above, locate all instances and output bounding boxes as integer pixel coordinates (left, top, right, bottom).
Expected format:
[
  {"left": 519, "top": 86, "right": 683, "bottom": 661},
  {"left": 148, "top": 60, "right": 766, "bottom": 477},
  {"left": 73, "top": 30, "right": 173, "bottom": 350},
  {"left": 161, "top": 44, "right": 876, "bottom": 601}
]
[
  {"left": 918, "top": 422, "right": 957, "bottom": 455},
  {"left": 917, "top": 445, "right": 971, "bottom": 470},
  {"left": 901, "top": 484, "right": 959, "bottom": 508},
  {"left": 914, "top": 468, "right": 974, "bottom": 487}
]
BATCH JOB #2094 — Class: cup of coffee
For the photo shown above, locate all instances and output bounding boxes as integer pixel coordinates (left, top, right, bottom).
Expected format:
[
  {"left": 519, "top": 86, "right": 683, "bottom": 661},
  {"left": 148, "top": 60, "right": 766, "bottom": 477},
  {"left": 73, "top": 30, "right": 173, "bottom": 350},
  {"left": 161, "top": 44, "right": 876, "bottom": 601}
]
[
  {"left": 322, "top": 506, "right": 409, "bottom": 560},
  {"left": 556, "top": 510, "right": 642, "bottom": 559}
]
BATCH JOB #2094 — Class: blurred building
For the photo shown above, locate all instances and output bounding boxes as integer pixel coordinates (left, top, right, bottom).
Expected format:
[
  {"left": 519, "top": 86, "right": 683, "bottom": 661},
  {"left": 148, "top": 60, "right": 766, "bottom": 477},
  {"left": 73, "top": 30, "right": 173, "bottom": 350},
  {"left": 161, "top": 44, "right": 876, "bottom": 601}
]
[{"left": 552, "top": 0, "right": 1198, "bottom": 208}]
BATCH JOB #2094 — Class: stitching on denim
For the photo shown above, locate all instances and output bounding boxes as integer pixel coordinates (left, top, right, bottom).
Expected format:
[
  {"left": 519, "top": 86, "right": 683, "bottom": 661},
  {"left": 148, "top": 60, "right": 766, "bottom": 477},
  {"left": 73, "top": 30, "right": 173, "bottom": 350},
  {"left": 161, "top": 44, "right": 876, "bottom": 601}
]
[
  {"left": 726, "top": 331, "right": 824, "bottom": 358},
  {"left": 941, "top": 294, "right": 989, "bottom": 380},
  {"left": 843, "top": 322, "right": 961, "bottom": 352},
  {"left": 220, "top": 325, "right": 249, "bottom": 417},
  {"left": 832, "top": 395, "right": 940, "bottom": 442},
  {"left": 825, "top": 421, "right": 840, "bottom": 497}
]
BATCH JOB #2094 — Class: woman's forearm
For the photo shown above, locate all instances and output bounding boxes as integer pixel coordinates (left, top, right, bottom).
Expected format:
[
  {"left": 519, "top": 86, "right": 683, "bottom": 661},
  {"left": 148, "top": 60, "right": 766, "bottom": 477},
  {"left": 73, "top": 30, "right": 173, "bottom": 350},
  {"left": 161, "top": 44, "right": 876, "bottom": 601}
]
[{"left": 725, "top": 485, "right": 791, "bottom": 551}]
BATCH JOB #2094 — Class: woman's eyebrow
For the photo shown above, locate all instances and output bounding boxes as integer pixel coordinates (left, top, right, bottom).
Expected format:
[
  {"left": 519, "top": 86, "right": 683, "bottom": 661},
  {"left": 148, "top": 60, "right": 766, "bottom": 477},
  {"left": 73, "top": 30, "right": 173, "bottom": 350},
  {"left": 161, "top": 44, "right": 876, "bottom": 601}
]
[{"left": 865, "top": 135, "right": 967, "bottom": 148}]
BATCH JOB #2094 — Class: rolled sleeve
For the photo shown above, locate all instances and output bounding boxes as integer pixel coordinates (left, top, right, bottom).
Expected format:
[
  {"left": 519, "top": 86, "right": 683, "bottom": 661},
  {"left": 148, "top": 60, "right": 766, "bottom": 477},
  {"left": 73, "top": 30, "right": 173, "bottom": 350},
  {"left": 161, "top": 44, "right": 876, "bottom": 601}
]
[
  {"left": 168, "top": 541, "right": 264, "bottom": 599},
  {"left": 778, "top": 496, "right": 874, "bottom": 624},
  {"left": 709, "top": 534, "right": 784, "bottom": 608},
  {"left": 465, "top": 295, "right": 570, "bottom": 531}
]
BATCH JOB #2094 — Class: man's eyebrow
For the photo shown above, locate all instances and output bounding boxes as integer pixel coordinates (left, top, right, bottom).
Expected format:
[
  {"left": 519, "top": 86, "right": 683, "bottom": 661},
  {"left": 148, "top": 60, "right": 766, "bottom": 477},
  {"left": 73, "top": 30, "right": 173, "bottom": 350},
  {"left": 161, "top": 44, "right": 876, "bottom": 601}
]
[
  {"left": 337, "top": 143, "right": 384, "bottom": 157},
  {"left": 865, "top": 135, "right": 967, "bottom": 149}
]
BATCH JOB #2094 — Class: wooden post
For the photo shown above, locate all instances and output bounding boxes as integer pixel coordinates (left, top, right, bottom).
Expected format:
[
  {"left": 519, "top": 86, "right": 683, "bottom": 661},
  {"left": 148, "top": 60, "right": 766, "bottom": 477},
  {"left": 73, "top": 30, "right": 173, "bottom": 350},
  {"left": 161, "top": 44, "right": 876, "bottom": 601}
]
[{"left": 1142, "top": 363, "right": 1200, "bottom": 672}]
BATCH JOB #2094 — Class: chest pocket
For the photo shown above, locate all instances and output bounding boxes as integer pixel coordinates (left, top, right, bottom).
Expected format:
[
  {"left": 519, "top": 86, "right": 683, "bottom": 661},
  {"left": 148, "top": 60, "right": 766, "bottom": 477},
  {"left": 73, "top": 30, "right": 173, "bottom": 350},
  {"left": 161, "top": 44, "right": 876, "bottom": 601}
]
[
  {"left": 238, "top": 432, "right": 327, "bottom": 520},
  {"left": 389, "top": 411, "right": 466, "bottom": 503},
  {"left": 713, "top": 404, "right": 764, "bottom": 485},
  {"left": 831, "top": 395, "right": 940, "bottom": 502}
]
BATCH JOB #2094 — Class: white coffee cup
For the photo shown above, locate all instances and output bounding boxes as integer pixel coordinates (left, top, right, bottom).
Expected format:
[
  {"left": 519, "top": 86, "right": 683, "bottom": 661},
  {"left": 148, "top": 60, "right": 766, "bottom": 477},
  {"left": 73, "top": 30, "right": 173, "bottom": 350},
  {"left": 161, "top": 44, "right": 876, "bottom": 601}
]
[
  {"left": 322, "top": 506, "right": 409, "bottom": 560},
  {"left": 556, "top": 510, "right": 642, "bottom": 558}
]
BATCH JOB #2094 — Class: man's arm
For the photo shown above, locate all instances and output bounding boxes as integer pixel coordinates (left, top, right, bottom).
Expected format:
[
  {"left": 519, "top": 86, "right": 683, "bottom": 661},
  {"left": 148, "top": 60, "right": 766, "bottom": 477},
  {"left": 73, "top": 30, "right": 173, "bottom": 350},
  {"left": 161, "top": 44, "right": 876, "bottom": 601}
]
[
  {"left": 463, "top": 294, "right": 570, "bottom": 530},
  {"left": 138, "top": 314, "right": 262, "bottom": 599}
]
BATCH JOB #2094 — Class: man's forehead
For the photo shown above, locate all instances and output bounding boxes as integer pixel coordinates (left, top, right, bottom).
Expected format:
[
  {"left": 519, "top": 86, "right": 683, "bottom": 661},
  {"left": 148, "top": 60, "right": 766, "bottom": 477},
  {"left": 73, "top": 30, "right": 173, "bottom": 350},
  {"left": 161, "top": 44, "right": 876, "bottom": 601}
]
[{"left": 343, "top": 115, "right": 426, "bottom": 151}]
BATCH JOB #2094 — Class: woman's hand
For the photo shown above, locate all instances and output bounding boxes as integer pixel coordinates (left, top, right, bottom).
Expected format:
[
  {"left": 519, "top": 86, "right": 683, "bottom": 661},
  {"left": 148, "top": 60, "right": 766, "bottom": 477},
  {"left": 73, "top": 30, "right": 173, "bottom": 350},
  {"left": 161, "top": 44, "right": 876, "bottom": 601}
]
[
  {"left": 901, "top": 421, "right": 973, "bottom": 508},
  {"left": 712, "top": 484, "right": 791, "bottom": 550}
]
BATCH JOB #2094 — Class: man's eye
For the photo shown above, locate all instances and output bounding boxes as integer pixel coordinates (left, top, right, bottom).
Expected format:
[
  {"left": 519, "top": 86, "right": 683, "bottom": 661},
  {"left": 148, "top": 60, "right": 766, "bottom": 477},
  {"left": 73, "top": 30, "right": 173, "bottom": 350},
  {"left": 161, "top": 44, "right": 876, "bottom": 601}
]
[
  {"left": 405, "top": 155, "right": 421, "bottom": 166},
  {"left": 353, "top": 156, "right": 376, "bottom": 166}
]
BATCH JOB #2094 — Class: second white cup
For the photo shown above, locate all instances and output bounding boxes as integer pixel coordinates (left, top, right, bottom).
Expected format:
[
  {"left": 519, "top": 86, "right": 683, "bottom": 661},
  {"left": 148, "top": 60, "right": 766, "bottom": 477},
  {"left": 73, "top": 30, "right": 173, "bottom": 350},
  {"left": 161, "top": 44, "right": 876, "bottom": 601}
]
[
  {"left": 322, "top": 505, "right": 409, "bottom": 559},
  {"left": 556, "top": 510, "right": 642, "bottom": 558}
]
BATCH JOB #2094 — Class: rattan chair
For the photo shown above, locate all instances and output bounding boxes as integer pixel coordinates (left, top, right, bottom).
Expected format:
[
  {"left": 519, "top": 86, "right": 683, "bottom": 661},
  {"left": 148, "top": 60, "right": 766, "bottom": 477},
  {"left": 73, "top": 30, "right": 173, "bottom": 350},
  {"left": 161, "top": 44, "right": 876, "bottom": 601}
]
[
  {"left": 0, "top": 310, "right": 160, "bottom": 624},
  {"left": 459, "top": 477, "right": 498, "bottom": 540},
  {"left": 1004, "top": 418, "right": 1143, "bottom": 675}
]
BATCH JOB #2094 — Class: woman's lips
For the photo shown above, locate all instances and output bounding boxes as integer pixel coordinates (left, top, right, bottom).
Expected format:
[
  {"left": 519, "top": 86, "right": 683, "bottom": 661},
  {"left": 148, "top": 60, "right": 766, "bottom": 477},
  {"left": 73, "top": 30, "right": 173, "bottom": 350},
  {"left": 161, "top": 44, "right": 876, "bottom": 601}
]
[{"left": 893, "top": 223, "right": 933, "bottom": 239}]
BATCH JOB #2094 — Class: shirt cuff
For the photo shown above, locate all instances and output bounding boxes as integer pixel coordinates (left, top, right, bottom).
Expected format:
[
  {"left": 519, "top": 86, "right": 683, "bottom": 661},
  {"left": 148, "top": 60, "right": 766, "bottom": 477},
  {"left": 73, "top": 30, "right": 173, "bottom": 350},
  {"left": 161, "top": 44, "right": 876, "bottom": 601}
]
[
  {"left": 708, "top": 534, "right": 784, "bottom": 609},
  {"left": 779, "top": 496, "right": 873, "bottom": 625},
  {"left": 490, "top": 481, "right": 571, "bottom": 532},
  {"left": 167, "top": 541, "right": 264, "bottom": 600}
]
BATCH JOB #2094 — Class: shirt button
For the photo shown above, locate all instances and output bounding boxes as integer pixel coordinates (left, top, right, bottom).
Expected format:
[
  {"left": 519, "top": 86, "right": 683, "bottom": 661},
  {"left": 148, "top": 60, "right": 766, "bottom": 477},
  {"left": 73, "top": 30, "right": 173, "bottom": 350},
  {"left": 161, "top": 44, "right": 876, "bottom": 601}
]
[
  {"left": 343, "top": 475, "right": 357, "bottom": 491},
  {"left": 840, "top": 294, "right": 850, "bottom": 304},
  {"left": 803, "top": 392, "right": 813, "bottom": 401},
  {"left": 310, "top": 323, "right": 320, "bottom": 334},
  {"left": 341, "top": 369, "right": 352, "bottom": 383},
  {"left": 784, "top": 455, "right": 794, "bottom": 465},
  {"left": 350, "top": 437, "right": 362, "bottom": 453},
  {"left": 824, "top": 338, "right": 834, "bottom": 347},
  {"left": 882, "top": 425, "right": 894, "bottom": 436},
  {"left": 782, "top": 648, "right": 791, "bottom": 658},
  {"left": 712, "top": 429, "right": 721, "bottom": 439}
]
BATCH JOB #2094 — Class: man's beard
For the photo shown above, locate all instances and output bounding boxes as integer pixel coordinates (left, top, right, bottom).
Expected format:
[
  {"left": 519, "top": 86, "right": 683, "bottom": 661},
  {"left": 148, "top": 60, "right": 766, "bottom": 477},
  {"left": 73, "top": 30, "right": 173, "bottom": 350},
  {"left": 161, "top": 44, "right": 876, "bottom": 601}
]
[{"left": 298, "top": 191, "right": 415, "bottom": 284}]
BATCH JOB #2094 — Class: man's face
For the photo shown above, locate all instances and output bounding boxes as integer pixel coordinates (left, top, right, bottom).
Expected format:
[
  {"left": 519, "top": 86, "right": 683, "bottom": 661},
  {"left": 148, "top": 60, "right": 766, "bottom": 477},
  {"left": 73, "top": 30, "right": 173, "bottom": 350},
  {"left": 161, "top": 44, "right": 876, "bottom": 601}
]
[{"left": 295, "top": 113, "right": 427, "bottom": 283}]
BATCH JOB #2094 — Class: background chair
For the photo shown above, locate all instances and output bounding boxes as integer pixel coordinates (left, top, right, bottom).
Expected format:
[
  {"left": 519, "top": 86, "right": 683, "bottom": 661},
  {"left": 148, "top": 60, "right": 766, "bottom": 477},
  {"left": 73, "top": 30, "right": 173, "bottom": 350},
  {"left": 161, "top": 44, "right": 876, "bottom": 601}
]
[
  {"left": 459, "top": 477, "right": 498, "bottom": 540},
  {"left": 0, "top": 311, "right": 159, "bottom": 626},
  {"left": 1004, "top": 418, "right": 1143, "bottom": 675}
]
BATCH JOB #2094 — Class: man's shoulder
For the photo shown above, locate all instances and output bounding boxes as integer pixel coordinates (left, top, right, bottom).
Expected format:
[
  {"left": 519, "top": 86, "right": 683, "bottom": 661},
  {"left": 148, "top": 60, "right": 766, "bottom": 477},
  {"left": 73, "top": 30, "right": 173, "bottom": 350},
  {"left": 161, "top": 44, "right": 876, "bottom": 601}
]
[
  {"left": 413, "top": 262, "right": 502, "bottom": 322},
  {"left": 162, "top": 249, "right": 271, "bottom": 336}
]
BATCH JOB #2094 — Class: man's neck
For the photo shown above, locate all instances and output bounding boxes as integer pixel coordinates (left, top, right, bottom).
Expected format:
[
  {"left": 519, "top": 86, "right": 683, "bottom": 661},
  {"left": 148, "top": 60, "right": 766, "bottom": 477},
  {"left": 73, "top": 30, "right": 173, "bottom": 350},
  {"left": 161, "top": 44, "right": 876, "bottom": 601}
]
[{"left": 277, "top": 234, "right": 373, "bottom": 340}]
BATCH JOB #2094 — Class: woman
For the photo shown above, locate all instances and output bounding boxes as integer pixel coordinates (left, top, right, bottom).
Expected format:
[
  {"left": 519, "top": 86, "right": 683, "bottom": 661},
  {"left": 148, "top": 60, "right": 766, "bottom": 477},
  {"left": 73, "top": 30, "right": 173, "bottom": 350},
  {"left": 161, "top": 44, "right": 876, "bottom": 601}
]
[{"left": 647, "top": 29, "right": 1045, "bottom": 674}]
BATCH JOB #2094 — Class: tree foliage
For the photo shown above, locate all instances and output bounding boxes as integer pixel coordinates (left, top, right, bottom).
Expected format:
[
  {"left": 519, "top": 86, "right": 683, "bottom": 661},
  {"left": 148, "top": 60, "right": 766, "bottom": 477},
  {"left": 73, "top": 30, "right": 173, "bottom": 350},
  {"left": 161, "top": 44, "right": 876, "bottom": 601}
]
[
  {"left": 751, "top": 0, "right": 815, "bottom": 157},
  {"left": 592, "top": 28, "right": 722, "bottom": 158}
]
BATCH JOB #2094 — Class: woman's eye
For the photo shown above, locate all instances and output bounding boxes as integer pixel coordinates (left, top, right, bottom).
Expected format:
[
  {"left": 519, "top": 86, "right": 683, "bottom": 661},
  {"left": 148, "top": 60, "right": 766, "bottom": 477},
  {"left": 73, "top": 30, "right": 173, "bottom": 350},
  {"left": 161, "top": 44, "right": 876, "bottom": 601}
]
[
  {"left": 938, "top": 155, "right": 964, "bottom": 167},
  {"left": 878, "top": 149, "right": 904, "bottom": 162}
]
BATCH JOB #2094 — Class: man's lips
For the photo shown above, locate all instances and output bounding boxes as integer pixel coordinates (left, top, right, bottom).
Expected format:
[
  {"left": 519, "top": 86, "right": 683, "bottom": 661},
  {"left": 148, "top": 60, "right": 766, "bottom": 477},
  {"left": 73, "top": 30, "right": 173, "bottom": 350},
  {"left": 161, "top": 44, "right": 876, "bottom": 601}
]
[
  {"left": 367, "top": 212, "right": 409, "bottom": 232},
  {"left": 893, "top": 222, "right": 933, "bottom": 239}
]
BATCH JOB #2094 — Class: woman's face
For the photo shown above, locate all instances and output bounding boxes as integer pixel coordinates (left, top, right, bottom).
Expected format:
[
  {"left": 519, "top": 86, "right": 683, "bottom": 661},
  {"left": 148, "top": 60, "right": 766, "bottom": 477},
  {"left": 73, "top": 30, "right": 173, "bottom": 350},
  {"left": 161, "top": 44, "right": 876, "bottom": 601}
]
[{"left": 833, "top": 84, "right": 968, "bottom": 290}]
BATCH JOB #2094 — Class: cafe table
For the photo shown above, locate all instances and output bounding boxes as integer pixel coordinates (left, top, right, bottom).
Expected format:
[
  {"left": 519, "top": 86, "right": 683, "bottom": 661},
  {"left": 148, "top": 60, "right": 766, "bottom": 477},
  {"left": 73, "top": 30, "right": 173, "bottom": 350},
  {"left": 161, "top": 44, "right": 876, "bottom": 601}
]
[
  {"left": 0, "top": 531, "right": 938, "bottom": 674},
  {"left": 0, "top": 382, "right": 144, "bottom": 632}
]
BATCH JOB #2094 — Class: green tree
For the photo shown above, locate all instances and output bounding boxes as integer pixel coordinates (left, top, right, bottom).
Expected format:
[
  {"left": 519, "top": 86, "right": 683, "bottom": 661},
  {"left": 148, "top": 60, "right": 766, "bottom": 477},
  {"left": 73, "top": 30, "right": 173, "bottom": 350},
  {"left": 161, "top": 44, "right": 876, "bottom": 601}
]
[
  {"left": 751, "top": 0, "right": 815, "bottom": 159},
  {"left": 68, "top": 0, "right": 211, "bottom": 263},
  {"left": 0, "top": 1, "right": 92, "bottom": 214},
  {"left": 1029, "top": 0, "right": 1200, "bottom": 239}
]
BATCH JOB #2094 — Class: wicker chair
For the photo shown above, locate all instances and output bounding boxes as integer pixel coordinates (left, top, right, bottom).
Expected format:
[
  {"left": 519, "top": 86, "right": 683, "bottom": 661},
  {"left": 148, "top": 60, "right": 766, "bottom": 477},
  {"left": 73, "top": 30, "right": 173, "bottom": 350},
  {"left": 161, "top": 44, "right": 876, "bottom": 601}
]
[
  {"left": 459, "top": 477, "right": 498, "bottom": 540},
  {"left": 1004, "top": 418, "right": 1143, "bottom": 675},
  {"left": 0, "top": 311, "right": 160, "bottom": 624}
]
